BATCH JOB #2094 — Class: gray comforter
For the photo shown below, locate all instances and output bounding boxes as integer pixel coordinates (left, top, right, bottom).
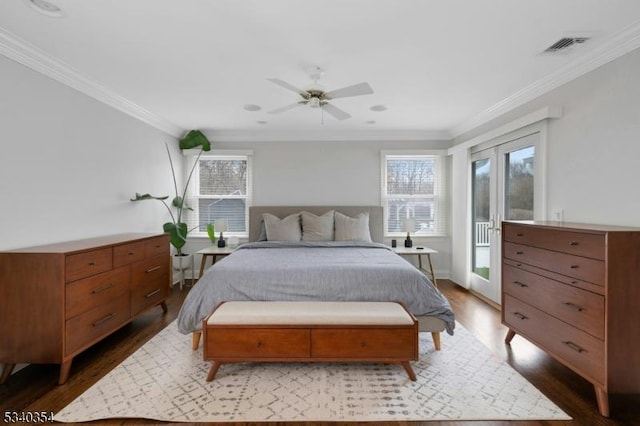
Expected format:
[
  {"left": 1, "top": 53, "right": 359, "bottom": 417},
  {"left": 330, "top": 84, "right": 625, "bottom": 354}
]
[{"left": 176, "top": 241, "right": 455, "bottom": 335}]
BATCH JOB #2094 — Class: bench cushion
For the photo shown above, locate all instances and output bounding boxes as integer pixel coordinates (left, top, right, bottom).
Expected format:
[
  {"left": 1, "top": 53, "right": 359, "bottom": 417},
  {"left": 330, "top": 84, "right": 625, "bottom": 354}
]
[{"left": 206, "top": 301, "right": 414, "bottom": 326}]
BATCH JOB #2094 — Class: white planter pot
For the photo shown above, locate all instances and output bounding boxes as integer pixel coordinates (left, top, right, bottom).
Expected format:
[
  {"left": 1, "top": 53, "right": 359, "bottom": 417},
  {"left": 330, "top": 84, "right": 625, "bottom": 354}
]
[{"left": 172, "top": 254, "right": 193, "bottom": 270}]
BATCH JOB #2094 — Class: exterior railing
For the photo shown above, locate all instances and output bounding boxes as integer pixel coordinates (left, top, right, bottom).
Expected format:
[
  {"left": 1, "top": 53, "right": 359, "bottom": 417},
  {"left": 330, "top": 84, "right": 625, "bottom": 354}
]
[{"left": 475, "top": 221, "right": 490, "bottom": 246}]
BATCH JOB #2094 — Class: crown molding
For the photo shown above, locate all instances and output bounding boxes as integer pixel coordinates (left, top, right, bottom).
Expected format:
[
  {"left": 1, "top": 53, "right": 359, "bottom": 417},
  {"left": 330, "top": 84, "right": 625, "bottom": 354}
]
[
  {"left": 0, "top": 27, "right": 183, "bottom": 138},
  {"left": 204, "top": 128, "right": 452, "bottom": 143},
  {"left": 451, "top": 20, "right": 640, "bottom": 138}
]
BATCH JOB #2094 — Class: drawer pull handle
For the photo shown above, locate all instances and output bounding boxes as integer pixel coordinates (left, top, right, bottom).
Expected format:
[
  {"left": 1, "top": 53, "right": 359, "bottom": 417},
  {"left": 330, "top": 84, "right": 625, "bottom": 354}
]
[
  {"left": 569, "top": 241, "right": 579, "bottom": 246},
  {"left": 93, "top": 313, "right": 115, "bottom": 327},
  {"left": 513, "top": 312, "right": 528, "bottom": 320},
  {"left": 516, "top": 233, "right": 524, "bottom": 237},
  {"left": 91, "top": 283, "right": 114, "bottom": 294},
  {"left": 128, "top": 252, "right": 135, "bottom": 256},
  {"left": 146, "top": 266, "right": 161, "bottom": 273},
  {"left": 562, "top": 302, "right": 583, "bottom": 312},
  {"left": 562, "top": 341, "right": 585, "bottom": 353},
  {"left": 515, "top": 251, "right": 524, "bottom": 255},
  {"left": 570, "top": 264, "right": 579, "bottom": 269},
  {"left": 88, "top": 261, "right": 96, "bottom": 266},
  {"left": 145, "top": 289, "right": 161, "bottom": 299},
  {"left": 571, "top": 280, "right": 578, "bottom": 284},
  {"left": 512, "top": 281, "right": 528, "bottom": 288},
  {"left": 256, "top": 341, "right": 262, "bottom": 347}
]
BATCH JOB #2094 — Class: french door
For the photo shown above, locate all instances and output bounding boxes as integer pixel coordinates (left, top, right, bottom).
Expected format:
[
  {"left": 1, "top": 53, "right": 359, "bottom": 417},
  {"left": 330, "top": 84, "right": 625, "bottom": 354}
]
[{"left": 470, "top": 132, "right": 541, "bottom": 304}]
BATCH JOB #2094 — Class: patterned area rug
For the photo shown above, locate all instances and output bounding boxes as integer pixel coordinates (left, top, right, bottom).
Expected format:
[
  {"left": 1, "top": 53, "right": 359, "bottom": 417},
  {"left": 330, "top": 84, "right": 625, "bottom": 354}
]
[{"left": 54, "top": 321, "right": 570, "bottom": 422}]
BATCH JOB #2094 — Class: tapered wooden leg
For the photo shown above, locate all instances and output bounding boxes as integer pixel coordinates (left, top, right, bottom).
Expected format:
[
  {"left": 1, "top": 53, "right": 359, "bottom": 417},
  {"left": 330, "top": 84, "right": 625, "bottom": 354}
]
[
  {"left": 192, "top": 331, "right": 202, "bottom": 350},
  {"left": 431, "top": 331, "right": 441, "bottom": 350},
  {"left": 58, "top": 359, "right": 72, "bottom": 384},
  {"left": 594, "top": 385, "right": 610, "bottom": 417},
  {"left": 401, "top": 361, "right": 417, "bottom": 381},
  {"left": 0, "top": 363, "right": 16, "bottom": 384},
  {"left": 505, "top": 329, "right": 516, "bottom": 344},
  {"left": 206, "top": 362, "right": 222, "bottom": 381},
  {"left": 160, "top": 301, "right": 168, "bottom": 313}
]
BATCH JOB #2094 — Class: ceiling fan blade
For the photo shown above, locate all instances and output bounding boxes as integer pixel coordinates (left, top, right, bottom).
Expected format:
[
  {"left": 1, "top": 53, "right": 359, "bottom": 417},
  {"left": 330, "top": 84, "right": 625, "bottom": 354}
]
[
  {"left": 267, "top": 78, "right": 308, "bottom": 96},
  {"left": 268, "top": 102, "right": 305, "bottom": 114},
  {"left": 322, "top": 102, "right": 351, "bottom": 120},
  {"left": 324, "top": 82, "right": 374, "bottom": 100}
]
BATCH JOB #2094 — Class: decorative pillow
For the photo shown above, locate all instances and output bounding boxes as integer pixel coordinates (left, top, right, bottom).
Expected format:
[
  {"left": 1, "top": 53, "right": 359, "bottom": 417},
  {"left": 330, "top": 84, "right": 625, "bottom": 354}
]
[
  {"left": 301, "top": 210, "right": 334, "bottom": 241},
  {"left": 262, "top": 213, "right": 302, "bottom": 241},
  {"left": 334, "top": 212, "right": 372, "bottom": 242},
  {"left": 257, "top": 220, "right": 267, "bottom": 241}
]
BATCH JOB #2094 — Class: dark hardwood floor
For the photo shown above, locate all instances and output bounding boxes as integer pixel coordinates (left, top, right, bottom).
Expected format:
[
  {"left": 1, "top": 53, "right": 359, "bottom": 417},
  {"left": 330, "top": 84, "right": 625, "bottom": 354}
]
[{"left": 1, "top": 279, "right": 639, "bottom": 425}]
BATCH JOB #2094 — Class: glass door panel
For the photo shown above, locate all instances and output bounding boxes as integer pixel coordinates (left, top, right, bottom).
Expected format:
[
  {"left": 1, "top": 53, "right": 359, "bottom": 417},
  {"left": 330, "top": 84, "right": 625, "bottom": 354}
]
[
  {"left": 472, "top": 158, "right": 491, "bottom": 281},
  {"left": 504, "top": 146, "right": 535, "bottom": 221}
]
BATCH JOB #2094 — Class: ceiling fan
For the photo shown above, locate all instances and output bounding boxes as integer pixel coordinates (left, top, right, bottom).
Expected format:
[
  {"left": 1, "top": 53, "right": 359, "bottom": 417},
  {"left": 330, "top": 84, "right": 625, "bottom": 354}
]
[{"left": 267, "top": 67, "right": 374, "bottom": 121}]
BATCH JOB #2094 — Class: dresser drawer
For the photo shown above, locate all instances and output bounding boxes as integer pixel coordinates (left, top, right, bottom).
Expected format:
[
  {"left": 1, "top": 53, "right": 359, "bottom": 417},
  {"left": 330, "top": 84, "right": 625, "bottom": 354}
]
[
  {"left": 504, "top": 224, "right": 605, "bottom": 260},
  {"left": 65, "top": 248, "right": 113, "bottom": 282},
  {"left": 65, "top": 293, "right": 130, "bottom": 356},
  {"left": 503, "top": 294, "right": 604, "bottom": 385},
  {"left": 503, "top": 265, "right": 605, "bottom": 339},
  {"left": 204, "top": 328, "right": 310, "bottom": 359},
  {"left": 145, "top": 236, "right": 169, "bottom": 258},
  {"left": 504, "top": 242, "right": 604, "bottom": 285},
  {"left": 130, "top": 278, "right": 168, "bottom": 316},
  {"left": 311, "top": 328, "right": 417, "bottom": 360},
  {"left": 113, "top": 241, "right": 146, "bottom": 267},
  {"left": 131, "top": 255, "right": 169, "bottom": 287},
  {"left": 65, "top": 266, "right": 130, "bottom": 319}
]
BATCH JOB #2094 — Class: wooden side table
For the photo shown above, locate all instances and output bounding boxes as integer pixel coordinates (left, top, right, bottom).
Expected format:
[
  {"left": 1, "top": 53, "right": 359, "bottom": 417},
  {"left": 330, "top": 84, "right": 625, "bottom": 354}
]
[
  {"left": 392, "top": 246, "right": 438, "bottom": 287},
  {"left": 197, "top": 246, "right": 235, "bottom": 279}
]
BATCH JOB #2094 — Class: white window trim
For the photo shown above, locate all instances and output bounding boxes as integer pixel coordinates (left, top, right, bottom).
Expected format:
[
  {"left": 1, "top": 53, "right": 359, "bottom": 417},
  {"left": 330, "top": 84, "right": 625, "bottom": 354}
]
[
  {"left": 185, "top": 151, "right": 253, "bottom": 238},
  {"left": 381, "top": 150, "right": 448, "bottom": 238}
]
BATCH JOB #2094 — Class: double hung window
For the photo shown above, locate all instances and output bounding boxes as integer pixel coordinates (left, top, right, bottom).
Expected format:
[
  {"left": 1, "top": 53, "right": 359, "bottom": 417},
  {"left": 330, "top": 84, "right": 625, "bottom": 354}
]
[
  {"left": 186, "top": 152, "right": 252, "bottom": 237},
  {"left": 382, "top": 152, "right": 447, "bottom": 237}
]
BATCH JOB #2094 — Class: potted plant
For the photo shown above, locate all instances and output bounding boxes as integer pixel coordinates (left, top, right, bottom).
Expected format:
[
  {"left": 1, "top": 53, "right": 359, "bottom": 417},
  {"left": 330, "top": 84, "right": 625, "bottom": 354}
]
[{"left": 131, "top": 130, "right": 211, "bottom": 270}]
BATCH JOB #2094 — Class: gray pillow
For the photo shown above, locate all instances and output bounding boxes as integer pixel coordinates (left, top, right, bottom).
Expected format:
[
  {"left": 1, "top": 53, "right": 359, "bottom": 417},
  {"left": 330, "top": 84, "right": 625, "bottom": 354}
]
[
  {"left": 334, "top": 212, "right": 372, "bottom": 242},
  {"left": 301, "top": 210, "right": 334, "bottom": 241},
  {"left": 263, "top": 213, "right": 302, "bottom": 241}
]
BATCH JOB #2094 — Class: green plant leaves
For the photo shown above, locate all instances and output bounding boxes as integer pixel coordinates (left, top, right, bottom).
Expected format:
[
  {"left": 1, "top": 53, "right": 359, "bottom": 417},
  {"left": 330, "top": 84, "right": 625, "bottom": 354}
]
[
  {"left": 163, "top": 222, "right": 188, "bottom": 251},
  {"left": 130, "top": 193, "right": 169, "bottom": 201},
  {"left": 179, "top": 130, "right": 211, "bottom": 151},
  {"left": 206, "top": 223, "right": 216, "bottom": 242}
]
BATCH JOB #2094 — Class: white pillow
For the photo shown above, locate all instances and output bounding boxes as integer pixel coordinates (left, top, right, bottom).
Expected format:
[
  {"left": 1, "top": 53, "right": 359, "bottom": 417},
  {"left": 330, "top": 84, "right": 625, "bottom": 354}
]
[
  {"left": 262, "top": 213, "right": 301, "bottom": 241},
  {"left": 301, "top": 210, "right": 334, "bottom": 241},
  {"left": 334, "top": 212, "right": 372, "bottom": 242}
]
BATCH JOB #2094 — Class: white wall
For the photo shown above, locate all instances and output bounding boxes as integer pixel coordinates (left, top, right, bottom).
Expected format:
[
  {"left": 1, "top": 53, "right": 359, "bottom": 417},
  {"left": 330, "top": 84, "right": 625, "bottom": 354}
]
[
  {"left": 449, "top": 47, "right": 640, "bottom": 285},
  {"left": 183, "top": 139, "right": 453, "bottom": 277},
  {"left": 0, "top": 54, "right": 180, "bottom": 251}
]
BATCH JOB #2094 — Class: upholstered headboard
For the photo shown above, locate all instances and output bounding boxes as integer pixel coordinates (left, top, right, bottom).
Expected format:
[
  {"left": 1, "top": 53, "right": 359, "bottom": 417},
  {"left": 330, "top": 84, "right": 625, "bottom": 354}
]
[{"left": 249, "top": 206, "right": 384, "bottom": 243}]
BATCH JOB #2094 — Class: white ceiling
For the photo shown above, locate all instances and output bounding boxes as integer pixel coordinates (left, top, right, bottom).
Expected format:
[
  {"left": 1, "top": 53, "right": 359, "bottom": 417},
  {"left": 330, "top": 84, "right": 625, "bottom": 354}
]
[{"left": 1, "top": 0, "right": 640, "bottom": 141}]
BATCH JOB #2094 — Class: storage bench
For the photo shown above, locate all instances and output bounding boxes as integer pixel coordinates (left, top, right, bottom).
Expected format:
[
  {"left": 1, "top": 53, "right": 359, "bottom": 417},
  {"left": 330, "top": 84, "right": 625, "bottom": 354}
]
[{"left": 203, "top": 301, "right": 419, "bottom": 381}]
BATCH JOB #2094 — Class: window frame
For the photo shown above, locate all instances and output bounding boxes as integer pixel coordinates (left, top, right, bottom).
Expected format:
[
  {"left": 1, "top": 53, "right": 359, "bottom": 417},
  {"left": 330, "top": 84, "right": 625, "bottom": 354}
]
[
  {"left": 184, "top": 150, "right": 253, "bottom": 238},
  {"left": 381, "top": 150, "right": 448, "bottom": 238}
]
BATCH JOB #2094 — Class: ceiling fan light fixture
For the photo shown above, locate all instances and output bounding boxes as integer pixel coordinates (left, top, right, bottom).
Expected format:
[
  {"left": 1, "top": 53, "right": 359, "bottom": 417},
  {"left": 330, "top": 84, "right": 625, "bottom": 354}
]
[
  {"left": 24, "top": 0, "right": 65, "bottom": 17},
  {"left": 308, "top": 97, "right": 321, "bottom": 108}
]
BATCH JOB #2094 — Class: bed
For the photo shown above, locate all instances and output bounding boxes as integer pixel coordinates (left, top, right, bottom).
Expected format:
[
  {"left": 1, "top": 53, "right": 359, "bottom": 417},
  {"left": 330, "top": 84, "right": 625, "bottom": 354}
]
[{"left": 177, "top": 206, "right": 455, "bottom": 349}]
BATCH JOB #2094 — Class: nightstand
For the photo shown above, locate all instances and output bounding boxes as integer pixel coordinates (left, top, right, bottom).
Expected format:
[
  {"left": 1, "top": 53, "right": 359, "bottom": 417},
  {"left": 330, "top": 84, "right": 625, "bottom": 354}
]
[
  {"left": 392, "top": 246, "right": 438, "bottom": 287},
  {"left": 197, "top": 246, "right": 235, "bottom": 279}
]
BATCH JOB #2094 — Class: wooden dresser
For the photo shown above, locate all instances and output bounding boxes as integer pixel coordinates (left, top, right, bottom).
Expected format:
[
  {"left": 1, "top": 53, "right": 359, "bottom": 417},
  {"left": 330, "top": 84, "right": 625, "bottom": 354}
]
[
  {"left": 502, "top": 221, "right": 640, "bottom": 417},
  {"left": 0, "top": 233, "right": 170, "bottom": 384}
]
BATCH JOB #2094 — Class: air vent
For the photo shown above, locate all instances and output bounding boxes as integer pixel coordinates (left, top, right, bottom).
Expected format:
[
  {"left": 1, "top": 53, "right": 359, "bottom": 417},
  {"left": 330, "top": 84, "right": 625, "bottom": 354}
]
[{"left": 544, "top": 37, "right": 590, "bottom": 53}]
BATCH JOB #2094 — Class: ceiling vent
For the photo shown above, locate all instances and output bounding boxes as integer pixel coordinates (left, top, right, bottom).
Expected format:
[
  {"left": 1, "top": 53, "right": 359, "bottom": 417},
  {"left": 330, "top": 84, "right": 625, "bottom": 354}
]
[{"left": 544, "top": 37, "right": 590, "bottom": 53}]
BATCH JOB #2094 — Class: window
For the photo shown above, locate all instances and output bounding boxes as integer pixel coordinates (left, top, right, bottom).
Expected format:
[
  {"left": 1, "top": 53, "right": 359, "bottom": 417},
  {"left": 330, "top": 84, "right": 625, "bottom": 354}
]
[
  {"left": 382, "top": 152, "right": 447, "bottom": 237},
  {"left": 186, "top": 152, "right": 252, "bottom": 237}
]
